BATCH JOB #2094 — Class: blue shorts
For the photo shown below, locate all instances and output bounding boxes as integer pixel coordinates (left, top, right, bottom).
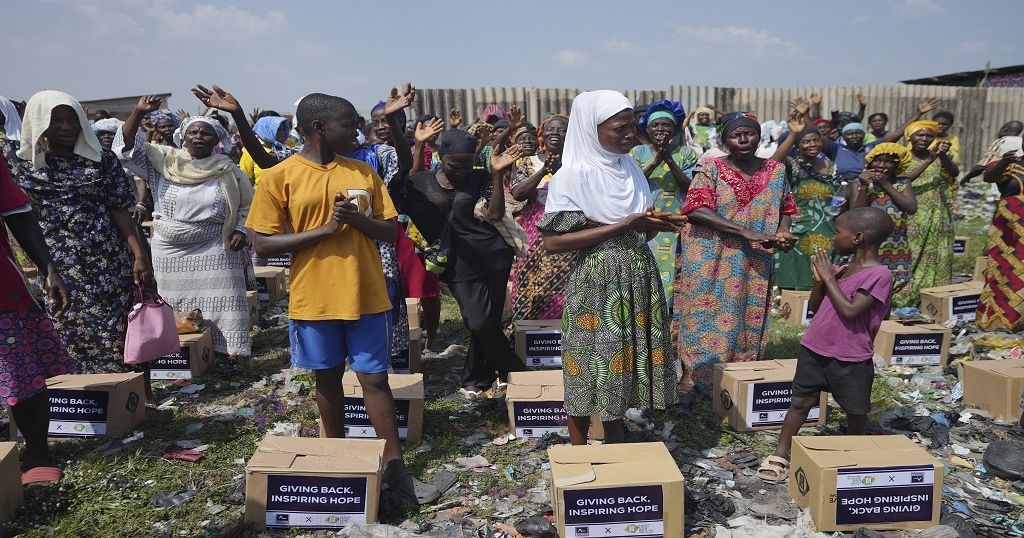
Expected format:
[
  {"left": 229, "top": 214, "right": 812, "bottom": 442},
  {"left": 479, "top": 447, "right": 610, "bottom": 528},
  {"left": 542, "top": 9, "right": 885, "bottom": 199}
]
[{"left": 289, "top": 313, "right": 392, "bottom": 373}]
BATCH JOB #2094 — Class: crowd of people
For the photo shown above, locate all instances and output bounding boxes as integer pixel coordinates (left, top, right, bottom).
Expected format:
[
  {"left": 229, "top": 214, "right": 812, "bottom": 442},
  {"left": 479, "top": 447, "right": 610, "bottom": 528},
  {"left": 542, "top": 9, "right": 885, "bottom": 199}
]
[{"left": 0, "top": 83, "right": 1022, "bottom": 500}]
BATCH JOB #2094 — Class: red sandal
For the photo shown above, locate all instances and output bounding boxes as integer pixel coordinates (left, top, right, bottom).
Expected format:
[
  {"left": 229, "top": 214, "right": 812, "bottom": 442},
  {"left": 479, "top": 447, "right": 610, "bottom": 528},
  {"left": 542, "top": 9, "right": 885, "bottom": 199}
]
[{"left": 21, "top": 466, "right": 62, "bottom": 486}]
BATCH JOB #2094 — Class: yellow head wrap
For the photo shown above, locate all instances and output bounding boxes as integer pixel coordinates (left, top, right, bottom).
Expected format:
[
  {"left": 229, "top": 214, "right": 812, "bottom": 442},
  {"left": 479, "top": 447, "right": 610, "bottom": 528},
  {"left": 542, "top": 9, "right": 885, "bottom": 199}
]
[
  {"left": 904, "top": 120, "right": 939, "bottom": 142},
  {"left": 865, "top": 142, "right": 912, "bottom": 175}
]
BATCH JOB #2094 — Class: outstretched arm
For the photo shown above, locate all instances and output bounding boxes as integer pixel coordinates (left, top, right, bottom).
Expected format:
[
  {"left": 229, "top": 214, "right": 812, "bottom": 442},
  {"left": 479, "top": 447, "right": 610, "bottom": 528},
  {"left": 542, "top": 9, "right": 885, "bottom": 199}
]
[
  {"left": 383, "top": 85, "right": 415, "bottom": 175},
  {"left": 122, "top": 95, "right": 163, "bottom": 153},
  {"left": 882, "top": 98, "right": 940, "bottom": 144},
  {"left": 192, "top": 84, "right": 280, "bottom": 169}
]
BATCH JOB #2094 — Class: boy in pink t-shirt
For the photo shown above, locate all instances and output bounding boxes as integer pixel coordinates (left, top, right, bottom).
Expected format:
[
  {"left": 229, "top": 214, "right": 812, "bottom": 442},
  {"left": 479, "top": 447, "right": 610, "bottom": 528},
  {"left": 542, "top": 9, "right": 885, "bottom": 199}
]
[{"left": 757, "top": 207, "right": 895, "bottom": 483}]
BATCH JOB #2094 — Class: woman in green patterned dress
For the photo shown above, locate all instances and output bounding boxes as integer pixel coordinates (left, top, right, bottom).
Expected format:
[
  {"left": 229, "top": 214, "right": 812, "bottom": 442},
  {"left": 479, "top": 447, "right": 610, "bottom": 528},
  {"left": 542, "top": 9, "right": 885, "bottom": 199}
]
[
  {"left": 540, "top": 90, "right": 679, "bottom": 446},
  {"left": 629, "top": 99, "right": 699, "bottom": 304},
  {"left": 771, "top": 127, "right": 838, "bottom": 290},
  {"left": 905, "top": 121, "right": 958, "bottom": 305}
]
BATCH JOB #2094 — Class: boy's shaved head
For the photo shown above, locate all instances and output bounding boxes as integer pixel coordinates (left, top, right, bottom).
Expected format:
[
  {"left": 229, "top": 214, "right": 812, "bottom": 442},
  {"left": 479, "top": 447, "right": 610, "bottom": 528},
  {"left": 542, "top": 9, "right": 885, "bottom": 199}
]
[
  {"left": 295, "top": 93, "right": 356, "bottom": 133},
  {"left": 838, "top": 207, "right": 894, "bottom": 246}
]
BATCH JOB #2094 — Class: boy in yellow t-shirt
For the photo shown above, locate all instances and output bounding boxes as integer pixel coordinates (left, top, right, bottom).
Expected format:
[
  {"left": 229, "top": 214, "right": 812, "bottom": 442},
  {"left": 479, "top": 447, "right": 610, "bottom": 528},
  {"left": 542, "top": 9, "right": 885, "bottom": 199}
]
[{"left": 245, "top": 93, "right": 426, "bottom": 503}]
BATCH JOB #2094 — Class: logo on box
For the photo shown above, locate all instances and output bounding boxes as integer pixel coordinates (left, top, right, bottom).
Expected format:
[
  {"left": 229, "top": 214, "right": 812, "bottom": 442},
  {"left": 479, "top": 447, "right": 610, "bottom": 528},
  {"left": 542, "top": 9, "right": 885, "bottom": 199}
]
[
  {"left": 759, "top": 412, "right": 768, "bottom": 421},
  {"left": 575, "top": 528, "right": 589, "bottom": 536},
  {"left": 523, "top": 429, "right": 533, "bottom": 436},
  {"left": 275, "top": 514, "right": 289, "bottom": 523},
  {"left": 911, "top": 472, "right": 924, "bottom": 483}
]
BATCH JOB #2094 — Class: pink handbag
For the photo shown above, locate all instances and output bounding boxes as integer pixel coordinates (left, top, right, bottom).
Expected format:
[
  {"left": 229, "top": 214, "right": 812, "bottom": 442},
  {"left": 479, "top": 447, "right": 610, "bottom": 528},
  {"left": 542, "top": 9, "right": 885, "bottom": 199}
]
[{"left": 124, "top": 286, "right": 179, "bottom": 365}]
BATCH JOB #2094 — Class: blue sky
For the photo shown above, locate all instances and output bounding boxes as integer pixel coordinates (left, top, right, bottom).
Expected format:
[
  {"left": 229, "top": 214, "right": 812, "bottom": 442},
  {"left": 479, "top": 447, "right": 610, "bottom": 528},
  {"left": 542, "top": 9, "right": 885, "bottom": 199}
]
[{"left": 3, "top": 0, "right": 1021, "bottom": 114}]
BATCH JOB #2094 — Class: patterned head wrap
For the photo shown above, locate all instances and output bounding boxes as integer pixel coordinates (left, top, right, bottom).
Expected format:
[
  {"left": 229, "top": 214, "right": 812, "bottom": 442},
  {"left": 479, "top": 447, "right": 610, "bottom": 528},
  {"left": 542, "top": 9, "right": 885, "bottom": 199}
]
[
  {"left": 719, "top": 112, "right": 760, "bottom": 137},
  {"left": 174, "top": 116, "right": 233, "bottom": 153},
  {"left": 537, "top": 113, "right": 569, "bottom": 151},
  {"left": 371, "top": 102, "right": 406, "bottom": 130},
  {"left": 865, "top": 142, "right": 912, "bottom": 175},
  {"left": 904, "top": 120, "right": 939, "bottom": 141},
  {"left": 638, "top": 99, "right": 686, "bottom": 136},
  {"left": 481, "top": 104, "right": 507, "bottom": 123},
  {"left": 148, "top": 110, "right": 180, "bottom": 127}
]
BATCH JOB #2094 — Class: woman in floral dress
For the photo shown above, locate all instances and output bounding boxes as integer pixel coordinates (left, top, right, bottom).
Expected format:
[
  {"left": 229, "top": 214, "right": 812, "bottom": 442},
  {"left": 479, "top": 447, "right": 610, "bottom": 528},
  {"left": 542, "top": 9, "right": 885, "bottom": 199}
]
[
  {"left": 629, "top": 99, "right": 699, "bottom": 303},
  {"left": 540, "top": 90, "right": 678, "bottom": 445},
  {"left": 905, "top": 121, "right": 958, "bottom": 305},
  {"left": 1, "top": 90, "right": 150, "bottom": 374},
  {"left": 770, "top": 127, "right": 838, "bottom": 290},
  {"left": 510, "top": 114, "right": 575, "bottom": 320},
  {"left": 673, "top": 112, "right": 798, "bottom": 395}
]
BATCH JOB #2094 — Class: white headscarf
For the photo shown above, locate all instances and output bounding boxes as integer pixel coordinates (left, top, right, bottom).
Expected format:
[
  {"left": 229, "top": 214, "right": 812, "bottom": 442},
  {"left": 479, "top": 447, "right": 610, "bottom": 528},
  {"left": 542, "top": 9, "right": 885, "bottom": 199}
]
[
  {"left": 91, "top": 117, "right": 124, "bottom": 134},
  {"left": 0, "top": 94, "right": 21, "bottom": 140},
  {"left": 544, "top": 90, "right": 651, "bottom": 224},
  {"left": 16, "top": 90, "right": 102, "bottom": 169},
  {"left": 173, "top": 115, "right": 234, "bottom": 153}
]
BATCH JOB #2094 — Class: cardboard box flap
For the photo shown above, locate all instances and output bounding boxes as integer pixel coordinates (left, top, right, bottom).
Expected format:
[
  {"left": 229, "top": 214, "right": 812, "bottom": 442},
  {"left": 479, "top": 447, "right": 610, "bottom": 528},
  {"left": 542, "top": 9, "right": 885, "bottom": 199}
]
[
  {"left": 506, "top": 384, "right": 563, "bottom": 400},
  {"left": 507, "top": 370, "right": 565, "bottom": 399},
  {"left": 343, "top": 373, "right": 424, "bottom": 399},
  {"left": 797, "top": 435, "right": 917, "bottom": 452},
  {"left": 964, "top": 358, "right": 1024, "bottom": 376},
  {"left": 513, "top": 320, "right": 562, "bottom": 331},
  {"left": 508, "top": 370, "right": 564, "bottom": 385},
  {"left": 48, "top": 373, "right": 138, "bottom": 390},
  {"left": 552, "top": 462, "right": 598, "bottom": 488},
  {"left": 179, "top": 328, "right": 210, "bottom": 343},
  {"left": 720, "top": 360, "right": 786, "bottom": 372},
  {"left": 548, "top": 442, "right": 670, "bottom": 465},
  {"left": 247, "top": 435, "right": 384, "bottom": 473},
  {"left": 718, "top": 360, "right": 794, "bottom": 382}
]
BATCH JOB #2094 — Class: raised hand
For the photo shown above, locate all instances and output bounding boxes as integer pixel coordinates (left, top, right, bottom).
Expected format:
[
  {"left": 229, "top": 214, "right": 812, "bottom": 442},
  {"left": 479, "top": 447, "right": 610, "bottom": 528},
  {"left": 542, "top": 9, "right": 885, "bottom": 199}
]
[
  {"left": 809, "top": 93, "right": 822, "bottom": 106},
  {"left": 448, "top": 108, "right": 462, "bottom": 128},
  {"left": 414, "top": 118, "right": 444, "bottom": 143},
  {"left": 192, "top": 85, "right": 242, "bottom": 114},
  {"left": 476, "top": 124, "right": 493, "bottom": 145},
  {"left": 135, "top": 95, "right": 163, "bottom": 114},
  {"left": 490, "top": 144, "right": 524, "bottom": 172},
  {"left": 385, "top": 84, "right": 416, "bottom": 115},
  {"left": 175, "top": 108, "right": 190, "bottom": 121},
  {"left": 792, "top": 96, "right": 811, "bottom": 117},
  {"left": 250, "top": 107, "right": 263, "bottom": 124},
  {"left": 810, "top": 248, "right": 840, "bottom": 283},
  {"left": 544, "top": 153, "right": 561, "bottom": 173},
  {"left": 932, "top": 140, "right": 952, "bottom": 158},
  {"left": 857, "top": 90, "right": 868, "bottom": 107},
  {"left": 917, "top": 98, "right": 941, "bottom": 115},
  {"left": 508, "top": 105, "right": 525, "bottom": 129}
]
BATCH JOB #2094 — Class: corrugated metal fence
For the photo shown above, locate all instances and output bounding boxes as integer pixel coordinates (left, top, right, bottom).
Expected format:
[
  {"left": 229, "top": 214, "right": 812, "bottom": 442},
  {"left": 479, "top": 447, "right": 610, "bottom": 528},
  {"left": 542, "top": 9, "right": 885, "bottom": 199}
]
[{"left": 411, "top": 85, "right": 1024, "bottom": 169}]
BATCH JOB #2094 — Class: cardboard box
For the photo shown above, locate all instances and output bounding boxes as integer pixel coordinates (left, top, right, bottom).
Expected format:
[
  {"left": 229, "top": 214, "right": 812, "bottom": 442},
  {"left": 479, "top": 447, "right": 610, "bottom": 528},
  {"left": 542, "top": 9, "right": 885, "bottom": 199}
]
[
  {"left": 549, "top": 442, "right": 684, "bottom": 538},
  {"left": 973, "top": 256, "right": 989, "bottom": 282},
  {"left": 713, "top": 360, "right": 826, "bottom": 431},
  {"left": 392, "top": 328, "right": 423, "bottom": 374},
  {"left": 12, "top": 373, "right": 146, "bottom": 439},
  {"left": 255, "top": 266, "right": 287, "bottom": 303},
  {"left": 246, "top": 291, "right": 260, "bottom": 330},
  {"left": 150, "top": 327, "right": 214, "bottom": 381},
  {"left": 873, "top": 321, "right": 951, "bottom": 367},
  {"left": 953, "top": 236, "right": 970, "bottom": 256},
  {"left": 919, "top": 281, "right": 983, "bottom": 323},
  {"left": 780, "top": 290, "right": 816, "bottom": 326},
  {"left": 245, "top": 434, "right": 384, "bottom": 530},
  {"left": 790, "top": 435, "right": 942, "bottom": 532},
  {"left": 513, "top": 320, "right": 563, "bottom": 368},
  {"left": 961, "top": 358, "right": 1024, "bottom": 422},
  {"left": 505, "top": 370, "right": 605, "bottom": 440},
  {"left": 334, "top": 373, "right": 424, "bottom": 444},
  {"left": 0, "top": 442, "right": 24, "bottom": 523},
  {"left": 405, "top": 298, "right": 421, "bottom": 330}
]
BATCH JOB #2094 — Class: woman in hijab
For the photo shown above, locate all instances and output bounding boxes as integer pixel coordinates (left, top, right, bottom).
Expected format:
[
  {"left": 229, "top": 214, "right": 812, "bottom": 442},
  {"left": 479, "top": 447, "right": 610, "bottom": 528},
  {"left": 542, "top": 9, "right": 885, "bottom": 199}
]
[
  {"left": 400, "top": 129, "right": 524, "bottom": 400},
  {"left": 905, "top": 120, "right": 958, "bottom": 303},
  {"left": 116, "top": 95, "right": 253, "bottom": 357},
  {"left": 540, "top": 90, "right": 679, "bottom": 445},
  {"left": 673, "top": 111, "right": 798, "bottom": 395},
  {"left": 148, "top": 110, "right": 181, "bottom": 147},
  {"left": 509, "top": 114, "right": 573, "bottom": 322},
  {"left": 629, "top": 99, "right": 700, "bottom": 305},
  {"left": 1, "top": 94, "right": 22, "bottom": 140},
  {"left": 691, "top": 106, "right": 718, "bottom": 151},
  {"left": 239, "top": 115, "right": 297, "bottom": 185},
  {"left": 1, "top": 90, "right": 151, "bottom": 374}
]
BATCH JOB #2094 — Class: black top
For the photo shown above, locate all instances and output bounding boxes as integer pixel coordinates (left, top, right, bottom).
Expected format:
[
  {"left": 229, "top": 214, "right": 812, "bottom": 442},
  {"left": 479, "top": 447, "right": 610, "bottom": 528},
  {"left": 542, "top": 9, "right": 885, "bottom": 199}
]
[
  {"left": 401, "top": 170, "right": 513, "bottom": 282},
  {"left": 995, "top": 160, "right": 1024, "bottom": 198}
]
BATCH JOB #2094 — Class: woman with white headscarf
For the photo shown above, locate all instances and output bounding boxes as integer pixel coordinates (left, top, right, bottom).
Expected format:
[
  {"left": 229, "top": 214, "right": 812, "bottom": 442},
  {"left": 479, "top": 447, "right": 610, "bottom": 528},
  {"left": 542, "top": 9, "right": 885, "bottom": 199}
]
[
  {"left": 0, "top": 90, "right": 151, "bottom": 374},
  {"left": 0, "top": 94, "right": 22, "bottom": 140},
  {"left": 115, "top": 95, "right": 253, "bottom": 356},
  {"left": 540, "top": 90, "right": 679, "bottom": 445}
]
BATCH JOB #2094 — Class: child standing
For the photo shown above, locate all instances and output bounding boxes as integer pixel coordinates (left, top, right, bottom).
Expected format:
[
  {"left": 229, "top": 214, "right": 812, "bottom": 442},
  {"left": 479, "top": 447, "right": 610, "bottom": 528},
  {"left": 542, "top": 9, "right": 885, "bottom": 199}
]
[
  {"left": 757, "top": 207, "right": 895, "bottom": 483},
  {"left": 245, "top": 93, "right": 425, "bottom": 502}
]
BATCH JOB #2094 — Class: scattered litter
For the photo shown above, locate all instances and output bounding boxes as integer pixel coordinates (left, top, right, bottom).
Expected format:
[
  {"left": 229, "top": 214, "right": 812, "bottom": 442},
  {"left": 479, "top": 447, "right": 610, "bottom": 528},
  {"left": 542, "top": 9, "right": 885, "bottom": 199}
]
[{"left": 151, "top": 488, "right": 197, "bottom": 508}]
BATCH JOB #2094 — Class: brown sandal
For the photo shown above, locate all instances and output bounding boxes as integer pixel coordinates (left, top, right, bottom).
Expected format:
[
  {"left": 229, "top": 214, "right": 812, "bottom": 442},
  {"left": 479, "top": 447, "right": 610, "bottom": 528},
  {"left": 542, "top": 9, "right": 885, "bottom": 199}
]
[{"left": 756, "top": 455, "right": 790, "bottom": 484}]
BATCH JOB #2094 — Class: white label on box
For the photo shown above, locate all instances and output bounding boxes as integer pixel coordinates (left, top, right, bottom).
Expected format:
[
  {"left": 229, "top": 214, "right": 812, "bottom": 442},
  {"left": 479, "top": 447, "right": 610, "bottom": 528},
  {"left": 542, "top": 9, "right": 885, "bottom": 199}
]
[
  {"left": 265, "top": 475, "right": 368, "bottom": 529},
  {"left": 563, "top": 485, "right": 665, "bottom": 538},
  {"left": 949, "top": 294, "right": 979, "bottom": 322},
  {"left": 890, "top": 333, "right": 944, "bottom": 365},
  {"left": 744, "top": 381, "right": 819, "bottom": 428},
  {"left": 525, "top": 330, "right": 562, "bottom": 367},
  {"left": 48, "top": 419, "right": 107, "bottom": 436},
  {"left": 835, "top": 465, "right": 935, "bottom": 526},
  {"left": 41, "top": 389, "right": 110, "bottom": 437},
  {"left": 512, "top": 400, "right": 568, "bottom": 437},
  {"left": 151, "top": 348, "right": 192, "bottom": 380},
  {"left": 515, "top": 426, "right": 567, "bottom": 437},
  {"left": 344, "top": 397, "right": 410, "bottom": 440},
  {"left": 800, "top": 300, "right": 816, "bottom": 326}
]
